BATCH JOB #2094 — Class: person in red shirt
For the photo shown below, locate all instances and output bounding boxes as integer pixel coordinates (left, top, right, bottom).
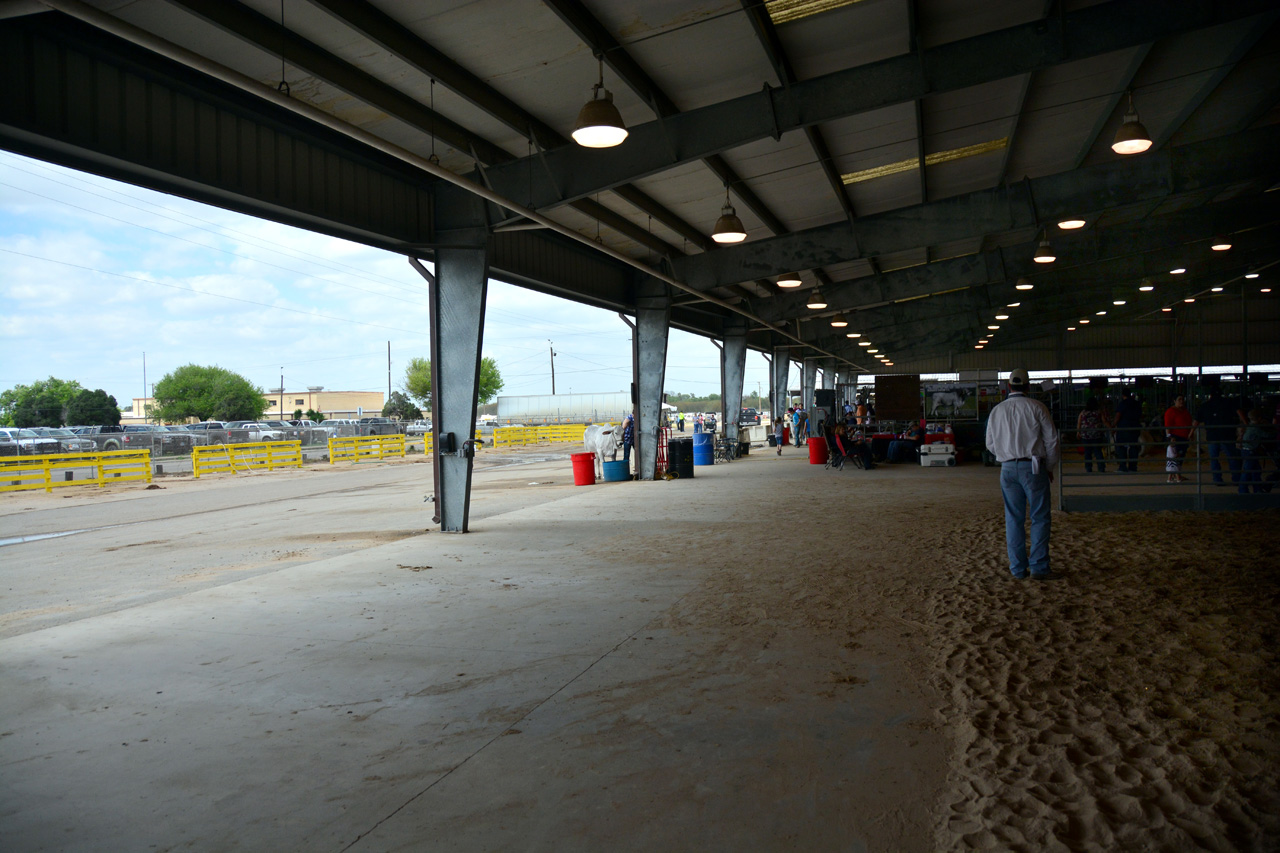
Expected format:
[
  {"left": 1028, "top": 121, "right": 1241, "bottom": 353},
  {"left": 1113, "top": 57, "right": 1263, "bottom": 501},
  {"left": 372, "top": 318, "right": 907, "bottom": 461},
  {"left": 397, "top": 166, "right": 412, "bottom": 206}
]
[{"left": 1163, "top": 395, "right": 1196, "bottom": 483}]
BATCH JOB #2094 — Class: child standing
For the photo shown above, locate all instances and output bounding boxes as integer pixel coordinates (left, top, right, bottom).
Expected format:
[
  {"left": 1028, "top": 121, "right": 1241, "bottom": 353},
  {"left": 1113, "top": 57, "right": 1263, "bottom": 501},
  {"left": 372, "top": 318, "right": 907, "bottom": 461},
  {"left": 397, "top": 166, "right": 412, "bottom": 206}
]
[{"left": 1166, "top": 440, "right": 1183, "bottom": 483}]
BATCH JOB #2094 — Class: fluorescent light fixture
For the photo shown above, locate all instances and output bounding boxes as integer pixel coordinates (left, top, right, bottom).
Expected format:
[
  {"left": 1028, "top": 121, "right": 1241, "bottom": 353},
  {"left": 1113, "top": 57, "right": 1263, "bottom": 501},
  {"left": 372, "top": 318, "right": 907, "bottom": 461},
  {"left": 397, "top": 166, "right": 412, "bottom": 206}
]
[{"left": 573, "top": 58, "right": 628, "bottom": 148}]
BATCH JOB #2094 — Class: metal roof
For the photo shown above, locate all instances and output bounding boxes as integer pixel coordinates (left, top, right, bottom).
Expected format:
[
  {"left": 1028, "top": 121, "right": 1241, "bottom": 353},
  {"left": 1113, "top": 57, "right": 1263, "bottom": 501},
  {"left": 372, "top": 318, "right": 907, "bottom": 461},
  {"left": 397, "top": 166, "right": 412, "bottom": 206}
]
[{"left": 3, "top": 0, "right": 1277, "bottom": 371}]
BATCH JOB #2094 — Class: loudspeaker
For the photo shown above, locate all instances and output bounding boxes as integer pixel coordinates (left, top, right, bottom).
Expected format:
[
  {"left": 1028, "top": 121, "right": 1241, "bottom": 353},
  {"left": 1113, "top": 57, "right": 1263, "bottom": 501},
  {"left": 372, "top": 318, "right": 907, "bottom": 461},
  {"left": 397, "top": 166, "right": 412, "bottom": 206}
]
[{"left": 814, "top": 388, "right": 835, "bottom": 407}]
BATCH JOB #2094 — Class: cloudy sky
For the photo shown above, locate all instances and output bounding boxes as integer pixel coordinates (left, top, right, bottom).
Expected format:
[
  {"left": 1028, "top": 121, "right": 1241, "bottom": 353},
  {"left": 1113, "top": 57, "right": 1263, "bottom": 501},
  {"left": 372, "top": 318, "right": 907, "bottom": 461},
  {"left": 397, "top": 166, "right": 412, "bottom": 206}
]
[{"left": 0, "top": 150, "right": 781, "bottom": 413}]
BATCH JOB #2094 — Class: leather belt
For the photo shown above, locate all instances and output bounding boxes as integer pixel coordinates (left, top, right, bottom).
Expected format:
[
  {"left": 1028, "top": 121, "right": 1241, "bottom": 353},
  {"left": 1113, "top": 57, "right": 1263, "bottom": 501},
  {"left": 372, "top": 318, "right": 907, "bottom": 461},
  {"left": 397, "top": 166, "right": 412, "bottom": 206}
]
[{"left": 1005, "top": 457, "right": 1033, "bottom": 462}]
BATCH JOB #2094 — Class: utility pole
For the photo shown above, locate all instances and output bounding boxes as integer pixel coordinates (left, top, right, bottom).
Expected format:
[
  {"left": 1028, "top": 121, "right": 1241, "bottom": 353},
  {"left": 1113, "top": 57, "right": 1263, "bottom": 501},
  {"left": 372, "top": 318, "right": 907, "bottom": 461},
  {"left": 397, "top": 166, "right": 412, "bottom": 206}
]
[
  {"left": 387, "top": 341, "right": 392, "bottom": 407},
  {"left": 279, "top": 368, "right": 284, "bottom": 419},
  {"left": 142, "top": 352, "right": 146, "bottom": 422},
  {"left": 549, "top": 340, "right": 556, "bottom": 395}
]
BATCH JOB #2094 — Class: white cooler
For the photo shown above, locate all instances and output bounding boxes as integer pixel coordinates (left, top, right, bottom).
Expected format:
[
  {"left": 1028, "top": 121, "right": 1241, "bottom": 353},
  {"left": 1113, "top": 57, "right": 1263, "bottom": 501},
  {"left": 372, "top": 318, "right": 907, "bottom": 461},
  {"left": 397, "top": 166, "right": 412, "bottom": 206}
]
[{"left": 919, "top": 442, "right": 957, "bottom": 467}]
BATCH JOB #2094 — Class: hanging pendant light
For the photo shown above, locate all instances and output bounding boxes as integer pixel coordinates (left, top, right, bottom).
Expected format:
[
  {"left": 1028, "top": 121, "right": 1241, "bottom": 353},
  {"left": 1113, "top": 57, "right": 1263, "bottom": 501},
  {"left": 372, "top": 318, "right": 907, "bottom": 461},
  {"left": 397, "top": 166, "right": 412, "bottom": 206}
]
[
  {"left": 711, "top": 185, "right": 747, "bottom": 244},
  {"left": 1111, "top": 91, "right": 1152, "bottom": 155},
  {"left": 1210, "top": 236, "right": 1232, "bottom": 251},
  {"left": 830, "top": 313, "right": 848, "bottom": 327},
  {"left": 1033, "top": 232, "right": 1056, "bottom": 264},
  {"left": 806, "top": 289, "right": 827, "bottom": 310},
  {"left": 572, "top": 57, "right": 628, "bottom": 148},
  {"left": 1057, "top": 217, "right": 1086, "bottom": 229},
  {"left": 1015, "top": 277, "right": 1034, "bottom": 291},
  {"left": 776, "top": 273, "right": 802, "bottom": 288}
]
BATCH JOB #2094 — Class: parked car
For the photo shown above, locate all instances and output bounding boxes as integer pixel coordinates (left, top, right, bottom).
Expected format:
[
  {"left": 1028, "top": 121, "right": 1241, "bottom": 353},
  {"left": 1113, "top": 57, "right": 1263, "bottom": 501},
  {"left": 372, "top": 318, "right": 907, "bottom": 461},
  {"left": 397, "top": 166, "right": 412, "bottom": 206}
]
[
  {"left": 121, "top": 424, "right": 198, "bottom": 456},
  {"left": 320, "top": 418, "right": 359, "bottom": 438},
  {"left": 69, "top": 424, "right": 127, "bottom": 451},
  {"left": 0, "top": 427, "right": 60, "bottom": 455},
  {"left": 289, "top": 419, "right": 334, "bottom": 442},
  {"left": 183, "top": 421, "right": 229, "bottom": 444},
  {"left": 30, "top": 427, "right": 96, "bottom": 453},
  {"left": 261, "top": 420, "right": 304, "bottom": 443},
  {"left": 357, "top": 416, "right": 402, "bottom": 436},
  {"left": 223, "top": 421, "right": 285, "bottom": 443},
  {"left": 703, "top": 412, "right": 718, "bottom": 432},
  {"left": 739, "top": 407, "right": 761, "bottom": 425},
  {"left": 405, "top": 419, "right": 431, "bottom": 436}
]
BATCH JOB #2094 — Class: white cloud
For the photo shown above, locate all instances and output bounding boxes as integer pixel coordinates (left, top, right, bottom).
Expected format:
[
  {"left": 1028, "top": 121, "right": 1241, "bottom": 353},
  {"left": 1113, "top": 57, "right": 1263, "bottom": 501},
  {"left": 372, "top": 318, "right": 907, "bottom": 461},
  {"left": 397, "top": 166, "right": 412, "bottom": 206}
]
[{"left": 0, "top": 151, "right": 776, "bottom": 408}]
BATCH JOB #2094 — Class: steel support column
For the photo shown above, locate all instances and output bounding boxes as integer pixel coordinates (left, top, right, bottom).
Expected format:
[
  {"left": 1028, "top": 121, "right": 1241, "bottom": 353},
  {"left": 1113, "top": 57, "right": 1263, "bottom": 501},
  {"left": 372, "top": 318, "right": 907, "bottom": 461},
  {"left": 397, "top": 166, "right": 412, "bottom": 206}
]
[
  {"left": 421, "top": 243, "right": 488, "bottom": 532},
  {"left": 772, "top": 347, "right": 790, "bottom": 422},
  {"left": 720, "top": 317, "right": 748, "bottom": 447},
  {"left": 803, "top": 359, "right": 817, "bottom": 418},
  {"left": 634, "top": 283, "right": 671, "bottom": 481}
]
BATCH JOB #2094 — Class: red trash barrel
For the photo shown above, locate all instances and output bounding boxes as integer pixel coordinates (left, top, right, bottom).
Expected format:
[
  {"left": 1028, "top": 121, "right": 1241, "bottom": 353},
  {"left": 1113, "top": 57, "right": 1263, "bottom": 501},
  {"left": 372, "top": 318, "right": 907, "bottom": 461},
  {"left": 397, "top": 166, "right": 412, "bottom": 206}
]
[
  {"left": 571, "top": 452, "right": 597, "bottom": 486},
  {"left": 807, "top": 436, "right": 828, "bottom": 465},
  {"left": 782, "top": 425, "right": 791, "bottom": 444}
]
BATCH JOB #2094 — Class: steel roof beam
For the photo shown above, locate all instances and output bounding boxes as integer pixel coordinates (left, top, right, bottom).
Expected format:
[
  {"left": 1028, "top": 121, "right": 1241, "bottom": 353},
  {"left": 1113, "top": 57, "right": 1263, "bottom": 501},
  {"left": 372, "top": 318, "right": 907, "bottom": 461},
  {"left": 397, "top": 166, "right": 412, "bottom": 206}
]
[
  {"left": 671, "top": 126, "right": 1280, "bottom": 291},
  {"left": 485, "top": 0, "right": 1274, "bottom": 211},
  {"left": 754, "top": 195, "right": 1280, "bottom": 323}
]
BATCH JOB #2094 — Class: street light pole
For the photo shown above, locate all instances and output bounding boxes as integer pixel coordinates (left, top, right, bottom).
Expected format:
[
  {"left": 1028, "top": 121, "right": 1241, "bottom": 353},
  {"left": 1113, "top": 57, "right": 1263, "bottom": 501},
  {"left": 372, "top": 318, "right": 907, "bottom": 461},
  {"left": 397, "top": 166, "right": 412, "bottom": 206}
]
[{"left": 549, "top": 341, "right": 556, "bottom": 395}]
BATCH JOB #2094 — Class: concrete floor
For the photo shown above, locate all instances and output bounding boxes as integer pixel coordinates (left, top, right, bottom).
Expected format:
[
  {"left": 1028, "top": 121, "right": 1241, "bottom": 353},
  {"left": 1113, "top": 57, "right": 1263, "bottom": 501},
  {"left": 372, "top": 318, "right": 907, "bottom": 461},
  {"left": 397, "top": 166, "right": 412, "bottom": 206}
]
[{"left": 1, "top": 448, "right": 951, "bottom": 852}]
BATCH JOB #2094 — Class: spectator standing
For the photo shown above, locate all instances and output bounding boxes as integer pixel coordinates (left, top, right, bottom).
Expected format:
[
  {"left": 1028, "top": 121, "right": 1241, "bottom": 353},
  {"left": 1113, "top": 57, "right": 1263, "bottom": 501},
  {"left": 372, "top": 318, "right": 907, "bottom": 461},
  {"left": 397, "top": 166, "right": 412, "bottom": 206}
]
[
  {"left": 1195, "top": 388, "right": 1242, "bottom": 486},
  {"left": 774, "top": 416, "right": 785, "bottom": 456},
  {"left": 1076, "top": 397, "right": 1107, "bottom": 473},
  {"left": 1163, "top": 395, "right": 1195, "bottom": 482},
  {"left": 621, "top": 414, "right": 634, "bottom": 473},
  {"left": 984, "top": 368, "right": 1062, "bottom": 580},
  {"left": 1113, "top": 389, "right": 1143, "bottom": 472},
  {"left": 677, "top": 413, "right": 685, "bottom": 432},
  {"left": 1239, "top": 409, "right": 1274, "bottom": 494}
]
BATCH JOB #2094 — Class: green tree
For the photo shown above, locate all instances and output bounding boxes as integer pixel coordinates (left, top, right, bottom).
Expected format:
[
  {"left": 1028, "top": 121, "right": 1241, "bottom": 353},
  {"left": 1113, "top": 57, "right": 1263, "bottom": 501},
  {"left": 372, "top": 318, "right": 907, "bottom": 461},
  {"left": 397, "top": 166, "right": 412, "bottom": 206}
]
[
  {"left": 151, "top": 364, "right": 268, "bottom": 422},
  {"left": 1, "top": 377, "right": 84, "bottom": 427},
  {"left": 382, "top": 391, "right": 422, "bottom": 420},
  {"left": 305, "top": 408, "right": 325, "bottom": 422},
  {"left": 65, "top": 389, "right": 122, "bottom": 426},
  {"left": 403, "top": 357, "right": 432, "bottom": 408},
  {"left": 478, "top": 356, "right": 504, "bottom": 405},
  {"left": 402, "top": 356, "right": 502, "bottom": 407},
  {"left": 293, "top": 408, "right": 304, "bottom": 421}
]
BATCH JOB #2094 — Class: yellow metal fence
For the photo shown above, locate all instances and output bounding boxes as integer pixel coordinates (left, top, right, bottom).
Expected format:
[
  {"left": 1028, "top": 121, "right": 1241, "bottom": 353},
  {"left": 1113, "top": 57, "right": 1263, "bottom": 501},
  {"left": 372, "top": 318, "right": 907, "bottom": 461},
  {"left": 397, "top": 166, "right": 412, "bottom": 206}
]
[
  {"left": 329, "top": 434, "right": 406, "bottom": 463},
  {"left": 193, "top": 441, "right": 303, "bottom": 478},
  {"left": 487, "top": 424, "right": 595, "bottom": 449},
  {"left": 0, "top": 449, "right": 152, "bottom": 493}
]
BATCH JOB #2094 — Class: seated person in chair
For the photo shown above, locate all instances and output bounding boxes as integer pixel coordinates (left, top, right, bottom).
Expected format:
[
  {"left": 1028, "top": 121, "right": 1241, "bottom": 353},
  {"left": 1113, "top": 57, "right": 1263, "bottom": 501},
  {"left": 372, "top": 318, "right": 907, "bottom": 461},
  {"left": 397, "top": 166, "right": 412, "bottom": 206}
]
[{"left": 843, "top": 425, "right": 876, "bottom": 469}]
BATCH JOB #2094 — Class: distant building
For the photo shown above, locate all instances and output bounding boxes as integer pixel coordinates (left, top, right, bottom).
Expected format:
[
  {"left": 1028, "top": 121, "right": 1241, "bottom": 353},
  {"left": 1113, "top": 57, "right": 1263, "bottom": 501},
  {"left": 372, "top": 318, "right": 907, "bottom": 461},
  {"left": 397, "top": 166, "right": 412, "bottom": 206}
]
[{"left": 125, "top": 389, "right": 385, "bottom": 423}]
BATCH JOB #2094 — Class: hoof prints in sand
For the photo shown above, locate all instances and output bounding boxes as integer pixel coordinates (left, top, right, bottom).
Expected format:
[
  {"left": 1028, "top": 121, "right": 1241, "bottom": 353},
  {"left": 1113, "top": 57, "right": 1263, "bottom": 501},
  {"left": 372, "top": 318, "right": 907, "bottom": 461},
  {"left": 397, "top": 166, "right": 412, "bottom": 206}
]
[{"left": 926, "top": 509, "right": 1279, "bottom": 851}]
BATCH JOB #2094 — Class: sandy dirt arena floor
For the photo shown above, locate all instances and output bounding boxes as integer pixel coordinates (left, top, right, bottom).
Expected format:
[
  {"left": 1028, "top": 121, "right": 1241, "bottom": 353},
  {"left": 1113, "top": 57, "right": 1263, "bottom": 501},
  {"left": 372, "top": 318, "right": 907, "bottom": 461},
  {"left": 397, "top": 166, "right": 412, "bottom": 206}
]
[{"left": 1, "top": 443, "right": 1277, "bottom": 851}]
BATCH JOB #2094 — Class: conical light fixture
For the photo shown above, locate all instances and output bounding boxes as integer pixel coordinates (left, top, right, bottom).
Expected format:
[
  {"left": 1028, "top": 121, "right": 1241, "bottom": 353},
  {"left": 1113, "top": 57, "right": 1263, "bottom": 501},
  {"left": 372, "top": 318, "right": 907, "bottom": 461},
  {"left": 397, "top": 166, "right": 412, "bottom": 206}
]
[
  {"left": 1015, "top": 277, "right": 1034, "bottom": 291},
  {"left": 806, "top": 289, "right": 827, "bottom": 310},
  {"left": 830, "top": 313, "right": 848, "bottom": 327},
  {"left": 1111, "top": 91, "right": 1152, "bottom": 155},
  {"left": 711, "top": 186, "right": 746, "bottom": 244},
  {"left": 572, "top": 57, "right": 627, "bottom": 148},
  {"left": 1210, "top": 236, "right": 1232, "bottom": 251},
  {"left": 1057, "top": 217, "right": 1086, "bottom": 230},
  {"left": 1033, "top": 232, "right": 1056, "bottom": 264},
  {"left": 776, "top": 273, "right": 802, "bottom": 288}
]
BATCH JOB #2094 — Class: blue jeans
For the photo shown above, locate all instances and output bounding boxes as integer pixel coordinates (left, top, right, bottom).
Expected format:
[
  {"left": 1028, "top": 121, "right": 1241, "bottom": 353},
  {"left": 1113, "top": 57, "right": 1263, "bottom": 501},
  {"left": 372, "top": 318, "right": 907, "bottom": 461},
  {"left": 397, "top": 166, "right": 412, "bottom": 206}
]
[
  {"left": 622, "top": 440, "right": 632, "bottom": 470},
  {"left": 1115, "top": 428, "right": 1139, "bottom": 471},
  {"left": 1206, "top": 441, "right": 1239, "bottom": 484},
  {"left": 1081, "top": 437, "right": 1106, "bottom": 472},
  {"left": 1239, "top": 453, "right": 1261, "bottom": 494},
  {"left": 1001, "top": 460, "right": 1052, "bottom": 577}
]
